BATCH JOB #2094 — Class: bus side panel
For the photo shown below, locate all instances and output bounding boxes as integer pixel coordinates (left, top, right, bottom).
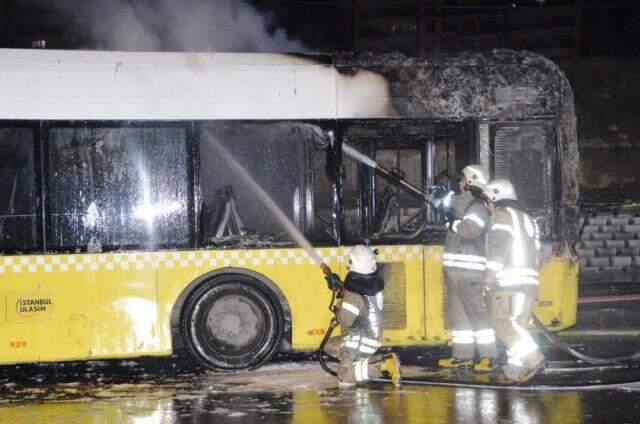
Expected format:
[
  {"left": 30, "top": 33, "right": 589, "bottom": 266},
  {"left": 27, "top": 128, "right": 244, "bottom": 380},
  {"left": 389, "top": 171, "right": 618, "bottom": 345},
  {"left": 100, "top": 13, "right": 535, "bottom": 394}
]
[
  {"left": 0, "top": 248, "right": 343, "bottom": 364},
  {"left": 535, "top": 251, "right": 579, "bottom": 331},
  {"left": 0, "top": 253, "right": 173, "bottom": 363},
  {"left": 423, "top": 245, "right": 579, "bottom": 348},
  {"left": 0, "top": 255, "right": 92, "bottom": 363},
  {"left": 94, "top": 252, "right": 173, "bottom": 357},
  {"left": 364, "top": 245, "right": 425, "bottom": 346},
  {"left": 155, "top": 248, "right": 341, "bottom": 353},
  {"left": 251, "top": 247, "right": 340, "bottom": 350},
  {"left": 423, "top": 245, "right": 449, "bottom": 345},
  {"left": 0, "top": 246, "right": 578, "bottom": 365}
]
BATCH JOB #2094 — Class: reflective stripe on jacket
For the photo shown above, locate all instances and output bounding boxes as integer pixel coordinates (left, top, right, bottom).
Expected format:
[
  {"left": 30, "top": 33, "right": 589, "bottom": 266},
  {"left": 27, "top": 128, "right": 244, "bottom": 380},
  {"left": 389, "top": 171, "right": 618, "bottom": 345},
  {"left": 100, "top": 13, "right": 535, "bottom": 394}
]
[
  {"left": 338, "top": 290, "right": 384, "bottom": 355},
  {"left": 485, "top": 205, "right": 541, "bottom": 296},
  {"left": 444, "top": 190, "right": 489, "bottom": 273}
]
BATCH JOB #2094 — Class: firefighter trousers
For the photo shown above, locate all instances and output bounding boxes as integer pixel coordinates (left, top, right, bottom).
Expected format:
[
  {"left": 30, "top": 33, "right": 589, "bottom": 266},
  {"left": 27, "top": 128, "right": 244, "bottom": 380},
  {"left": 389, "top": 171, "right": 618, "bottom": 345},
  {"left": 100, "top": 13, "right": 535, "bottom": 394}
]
[
  {"left": 489, "top": 290, "right": 544, "bottom": 369},
  {"left": 323, "top": 336, "right": 384, "bottom": 384},
  {"left": 445, "top": 269, "right": 498, "bottom": 360}
]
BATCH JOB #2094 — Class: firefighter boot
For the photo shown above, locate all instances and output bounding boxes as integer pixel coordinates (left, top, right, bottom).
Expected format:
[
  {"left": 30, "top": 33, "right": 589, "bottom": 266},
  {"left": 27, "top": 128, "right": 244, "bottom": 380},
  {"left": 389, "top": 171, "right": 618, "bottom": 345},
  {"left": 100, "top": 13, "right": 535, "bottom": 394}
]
[
  {"left": 503, "top": 352, "right": 545, "bottom": 383},
  {"left": 381, "top": 353, "right": 401, "bottom": 387},
  {"left": 473, "top": 358, "right": 498, "bottom": 373},
  {"left": 438, "top": 357, "right": 473, "bottom": 369}
]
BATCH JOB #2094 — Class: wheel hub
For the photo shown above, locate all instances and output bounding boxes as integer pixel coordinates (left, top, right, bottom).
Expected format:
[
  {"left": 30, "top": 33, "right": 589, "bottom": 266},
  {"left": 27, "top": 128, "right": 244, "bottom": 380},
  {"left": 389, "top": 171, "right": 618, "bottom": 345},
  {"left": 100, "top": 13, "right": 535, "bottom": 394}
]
[{"left": 205, "top": 295, "right": 261, "bottom": 349}]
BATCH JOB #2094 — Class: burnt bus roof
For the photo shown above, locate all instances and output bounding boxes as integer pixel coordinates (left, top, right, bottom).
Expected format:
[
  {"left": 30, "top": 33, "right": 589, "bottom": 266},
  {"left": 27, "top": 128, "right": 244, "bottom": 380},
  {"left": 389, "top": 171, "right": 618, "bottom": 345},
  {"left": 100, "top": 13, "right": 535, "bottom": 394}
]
[{"left": 336, "top": 49, "right": 575, "bottom": 122}]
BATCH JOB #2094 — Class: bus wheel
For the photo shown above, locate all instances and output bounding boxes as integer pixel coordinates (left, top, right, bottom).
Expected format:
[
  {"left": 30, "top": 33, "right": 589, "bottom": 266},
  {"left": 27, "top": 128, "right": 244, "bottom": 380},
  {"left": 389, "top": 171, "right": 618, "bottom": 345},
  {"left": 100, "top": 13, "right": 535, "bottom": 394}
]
[{"left": 181, "top": 275, "right": 283, "bottom": 371}]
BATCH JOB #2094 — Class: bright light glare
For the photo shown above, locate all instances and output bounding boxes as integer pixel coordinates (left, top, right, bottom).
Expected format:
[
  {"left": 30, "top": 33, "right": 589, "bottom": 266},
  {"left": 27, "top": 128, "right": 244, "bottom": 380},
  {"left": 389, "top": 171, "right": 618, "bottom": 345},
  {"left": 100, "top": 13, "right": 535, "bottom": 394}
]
[
  {"left": 133, "top": 201, "right": 182, "bottom": 221},
  {"left": 82, "top": 201, "right": 100, "bottom": 228}
]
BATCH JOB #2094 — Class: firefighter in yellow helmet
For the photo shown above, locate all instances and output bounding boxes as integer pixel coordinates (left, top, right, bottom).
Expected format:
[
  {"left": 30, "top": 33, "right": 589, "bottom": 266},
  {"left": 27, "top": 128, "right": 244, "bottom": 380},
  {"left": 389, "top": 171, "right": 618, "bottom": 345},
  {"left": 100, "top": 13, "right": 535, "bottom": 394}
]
[
  {"left": 482, "top": 179, "right": 545, "bottom": 382},
  {"left": 323, "top": 245, "right": 401, "bottom": 387},
  {"left": 438, "top": 165, "right": 498, "bottom": 372}
]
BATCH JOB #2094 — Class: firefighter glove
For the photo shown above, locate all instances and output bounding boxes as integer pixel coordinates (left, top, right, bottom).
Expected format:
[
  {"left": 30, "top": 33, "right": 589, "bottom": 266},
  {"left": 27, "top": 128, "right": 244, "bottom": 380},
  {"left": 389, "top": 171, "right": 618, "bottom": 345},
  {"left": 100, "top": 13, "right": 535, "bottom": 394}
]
[
  {"left": 428, "top": 185, "right": 448, "bottom": 199},
  {"left": 445, "top": 218, "right": 460, "bottom": 232},
  {"left": 325, "top": 272, "right": 343, "bottom": 292}
]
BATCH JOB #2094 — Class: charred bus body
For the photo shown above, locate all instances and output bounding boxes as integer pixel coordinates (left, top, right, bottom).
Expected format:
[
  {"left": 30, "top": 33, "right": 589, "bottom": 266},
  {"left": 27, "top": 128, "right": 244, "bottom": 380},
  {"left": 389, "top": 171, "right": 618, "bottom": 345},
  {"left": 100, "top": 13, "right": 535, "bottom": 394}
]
[
  {"left": 0, "top": 49, "right": 577, "bottom": 370},
  {"left": 341, "top": 50, "right": 577, "bottom": 240}
]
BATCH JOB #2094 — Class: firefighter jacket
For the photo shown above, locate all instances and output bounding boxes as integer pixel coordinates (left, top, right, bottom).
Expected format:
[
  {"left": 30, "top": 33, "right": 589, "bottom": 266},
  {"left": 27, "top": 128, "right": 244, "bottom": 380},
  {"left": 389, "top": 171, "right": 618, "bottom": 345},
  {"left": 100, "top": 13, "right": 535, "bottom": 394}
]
[
  {"left": 484, "top": 201, "right": 541, "bottom": 298},
  {"left": 443, "top": 190, "right": 489, "bottom": 273},
  {"left": 337, "top": 289, "right": 384, "bottom": 356}
]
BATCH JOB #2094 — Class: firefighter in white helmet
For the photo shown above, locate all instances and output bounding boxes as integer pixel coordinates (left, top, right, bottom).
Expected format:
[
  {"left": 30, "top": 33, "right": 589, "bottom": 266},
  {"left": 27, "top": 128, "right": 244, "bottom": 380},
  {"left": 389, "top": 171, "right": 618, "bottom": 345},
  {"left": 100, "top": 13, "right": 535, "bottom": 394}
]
[
  {"left": 438, "top": 165, "right": 498, "bottom": 372},
  {"left": 482, "top": 179, "right": 545, "bottom": 382},
  {"left": 323, "top": 245, "right": 401, "bottom": 387}
]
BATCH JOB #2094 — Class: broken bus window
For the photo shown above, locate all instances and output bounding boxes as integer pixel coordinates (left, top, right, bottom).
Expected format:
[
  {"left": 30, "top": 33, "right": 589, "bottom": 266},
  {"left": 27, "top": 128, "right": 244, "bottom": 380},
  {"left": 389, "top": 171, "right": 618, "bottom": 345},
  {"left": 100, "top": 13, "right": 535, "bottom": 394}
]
[{"left": 198, "top": 121, "right": 334, "bottom": 247}]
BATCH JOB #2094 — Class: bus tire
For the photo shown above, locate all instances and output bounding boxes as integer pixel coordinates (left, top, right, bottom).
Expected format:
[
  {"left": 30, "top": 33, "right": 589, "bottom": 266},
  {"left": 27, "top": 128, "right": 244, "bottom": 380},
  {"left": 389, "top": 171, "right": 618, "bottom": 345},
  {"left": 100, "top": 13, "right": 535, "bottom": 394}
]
[{"left": 180, "top": 275, "right": 284, "bottom": 371}]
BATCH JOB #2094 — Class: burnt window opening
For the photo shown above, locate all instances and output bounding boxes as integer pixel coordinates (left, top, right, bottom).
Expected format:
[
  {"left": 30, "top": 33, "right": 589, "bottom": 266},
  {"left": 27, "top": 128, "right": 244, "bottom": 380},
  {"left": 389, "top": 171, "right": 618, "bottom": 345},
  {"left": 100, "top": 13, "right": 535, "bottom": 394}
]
[
  {"left": 489, "top": 122, "right": 556, "bottom": 239},
  {"left": 340, "top": 120, "right": 461, "bottom": 245},
  {"left": 0, "top": 127, "right": 38, "bottom": 253},
  {"left": 47, "top": 125, "right": 191, "bottom": 252},
  {"left": 198, "top": 122, "right": 334, "bottom": 247}
]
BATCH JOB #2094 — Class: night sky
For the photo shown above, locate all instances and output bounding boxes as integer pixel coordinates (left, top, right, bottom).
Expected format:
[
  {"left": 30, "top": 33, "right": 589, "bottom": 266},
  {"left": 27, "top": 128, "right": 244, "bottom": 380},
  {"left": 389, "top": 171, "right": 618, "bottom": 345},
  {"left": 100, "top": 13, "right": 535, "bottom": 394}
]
[{"left": 0, "top": 0, "right": 638, "bottom": 56}]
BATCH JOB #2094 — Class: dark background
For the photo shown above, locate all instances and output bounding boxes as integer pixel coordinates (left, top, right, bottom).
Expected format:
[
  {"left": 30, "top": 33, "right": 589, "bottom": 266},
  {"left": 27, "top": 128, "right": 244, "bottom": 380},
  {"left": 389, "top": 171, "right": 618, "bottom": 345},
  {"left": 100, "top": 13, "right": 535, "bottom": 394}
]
[{"left": 2, "top": 0, "right": 639, "bottom": 58}]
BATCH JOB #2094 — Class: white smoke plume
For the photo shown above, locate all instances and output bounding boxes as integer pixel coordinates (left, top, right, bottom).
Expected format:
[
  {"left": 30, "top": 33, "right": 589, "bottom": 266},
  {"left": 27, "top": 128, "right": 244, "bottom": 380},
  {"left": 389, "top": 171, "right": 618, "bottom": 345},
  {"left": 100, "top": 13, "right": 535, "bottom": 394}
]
[{"left": 49, "top": 0, "right": 307, "bottom": 52}]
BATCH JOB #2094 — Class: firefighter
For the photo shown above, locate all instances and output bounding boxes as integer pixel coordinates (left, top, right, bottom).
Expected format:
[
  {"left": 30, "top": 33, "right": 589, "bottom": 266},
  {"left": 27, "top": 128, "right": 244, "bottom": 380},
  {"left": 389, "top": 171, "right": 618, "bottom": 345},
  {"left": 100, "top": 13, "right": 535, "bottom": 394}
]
[
  {"left": 482, "top": 179, "right": 545, "bottom": 383},
  {"left": 438, "top": 165, "right": 498, "bottom": 372},
  {"left": 323, "top": 245, "right": 401, "bottom": 387}
]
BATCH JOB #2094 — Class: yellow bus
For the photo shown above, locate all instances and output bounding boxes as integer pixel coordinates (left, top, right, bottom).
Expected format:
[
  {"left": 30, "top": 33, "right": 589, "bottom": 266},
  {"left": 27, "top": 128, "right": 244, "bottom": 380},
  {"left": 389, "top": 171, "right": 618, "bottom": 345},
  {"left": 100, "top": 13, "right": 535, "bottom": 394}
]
[{"left": 0, "top": 48, "right": 578, "bottom": 370}]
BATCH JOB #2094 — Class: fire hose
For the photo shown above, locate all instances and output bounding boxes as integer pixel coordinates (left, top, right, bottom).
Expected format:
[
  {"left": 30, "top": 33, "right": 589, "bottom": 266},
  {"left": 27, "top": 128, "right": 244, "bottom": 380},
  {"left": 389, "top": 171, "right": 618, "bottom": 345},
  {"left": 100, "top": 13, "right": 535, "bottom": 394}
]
[
  {"left": 317, "top": 269, "right": 341, "bottom": 377},
  {"left": 318, "top": 314, "right": 339, "bottom": 376},
  {"left": 532, "top": 315, "right": 640, "bottom": 366}
]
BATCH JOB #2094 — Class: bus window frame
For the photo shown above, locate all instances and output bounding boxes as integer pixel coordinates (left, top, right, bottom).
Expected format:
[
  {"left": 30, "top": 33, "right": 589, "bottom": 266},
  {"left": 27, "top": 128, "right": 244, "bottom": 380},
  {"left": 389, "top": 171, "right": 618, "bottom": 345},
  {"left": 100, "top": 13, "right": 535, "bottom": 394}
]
[
  {"left": 337, "top": 118, "right": 468, "bottom": 245},
  {"left": 42, "top": 120, "right": 197, "bottom": 254},
  {"left": 193, "top": 119, "right": 340, "bottom": 249},
  {"left": 488, "top": 119, "right": 558, "bottom": 240},
  {"left": 0, "top": 120, "right": 42, "bottom": 255},
  {"left": 0, "top": 117, "right": 561, "bottom": 253}
]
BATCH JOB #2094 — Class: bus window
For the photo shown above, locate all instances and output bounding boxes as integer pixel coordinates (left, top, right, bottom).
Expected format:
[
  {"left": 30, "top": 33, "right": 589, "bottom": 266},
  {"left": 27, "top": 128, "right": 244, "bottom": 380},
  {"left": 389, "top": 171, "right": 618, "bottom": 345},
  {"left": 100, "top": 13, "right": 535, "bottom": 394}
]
[
  {"left": 310, "top": 137, "right": 336, "bottom": 243},
  {"left": 374, "top": 147, "right": 424, "bottom": 235},
  {"left": 341, "top": 120, "right": 456, "bottom": 243},
  {"left": 0, "top": 128, "right": 37, "bottom": 253},
  {"left": 47, "top": 126, "right": 190, "bottom": 251},
  {"left": 490, "top": 122, "right": 555, "bottom": 237},
  {"left": 199, "top": 122, "right": 333, "bottom": 245},
  {"left": 341, "top": 146, "right": 363, "bottom": 242}
]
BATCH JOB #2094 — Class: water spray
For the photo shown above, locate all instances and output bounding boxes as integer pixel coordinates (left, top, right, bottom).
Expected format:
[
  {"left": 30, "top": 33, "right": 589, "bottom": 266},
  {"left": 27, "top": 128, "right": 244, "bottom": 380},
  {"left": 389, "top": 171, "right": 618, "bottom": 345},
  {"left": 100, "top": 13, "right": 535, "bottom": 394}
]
[
  {"left": 341, "top": 142, "right": 444, "bottom": 207},
  {"left": 202, "top": 131, "right": 332, "bottom": 276}
]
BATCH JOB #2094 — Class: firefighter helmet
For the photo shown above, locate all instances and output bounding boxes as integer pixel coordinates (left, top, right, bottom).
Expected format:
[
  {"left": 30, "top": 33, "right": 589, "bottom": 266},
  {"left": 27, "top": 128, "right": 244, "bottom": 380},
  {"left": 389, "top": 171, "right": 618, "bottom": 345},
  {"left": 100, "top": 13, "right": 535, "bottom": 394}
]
[
  {"left": 348, "top": 245, "right": 377, "bottom": 275},
  {"left": 483, "top": 179, "right": 518, "bottom": 203},
  {"left": 462, "top": 165, "right": 490, "bottom": 190}
]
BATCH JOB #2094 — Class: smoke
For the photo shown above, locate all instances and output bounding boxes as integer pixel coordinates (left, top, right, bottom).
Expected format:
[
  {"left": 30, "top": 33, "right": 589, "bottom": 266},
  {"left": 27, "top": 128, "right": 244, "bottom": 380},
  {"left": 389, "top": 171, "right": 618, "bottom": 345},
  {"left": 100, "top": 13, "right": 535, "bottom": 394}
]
[{"left": 49, "top": 0, "right": 307, "bottom": 53}]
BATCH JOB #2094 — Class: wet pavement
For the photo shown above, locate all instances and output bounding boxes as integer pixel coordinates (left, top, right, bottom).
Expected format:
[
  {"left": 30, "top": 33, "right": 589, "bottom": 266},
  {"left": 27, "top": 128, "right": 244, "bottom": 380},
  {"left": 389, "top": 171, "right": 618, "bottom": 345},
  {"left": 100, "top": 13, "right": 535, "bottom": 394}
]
[{"left": 1, "top": 340, "right": 639, "bottom": 424}]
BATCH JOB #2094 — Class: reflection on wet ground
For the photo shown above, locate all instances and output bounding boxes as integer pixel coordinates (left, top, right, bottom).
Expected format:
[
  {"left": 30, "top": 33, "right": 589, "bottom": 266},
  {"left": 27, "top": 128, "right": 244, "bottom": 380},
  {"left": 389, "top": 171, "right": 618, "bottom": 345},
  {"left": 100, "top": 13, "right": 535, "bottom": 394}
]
[
  {"left": 1, "top": 346, "right": 639, "bottom": 424},
  {"left": 4, "top": 297, "right": 640, "bottom": 422}
]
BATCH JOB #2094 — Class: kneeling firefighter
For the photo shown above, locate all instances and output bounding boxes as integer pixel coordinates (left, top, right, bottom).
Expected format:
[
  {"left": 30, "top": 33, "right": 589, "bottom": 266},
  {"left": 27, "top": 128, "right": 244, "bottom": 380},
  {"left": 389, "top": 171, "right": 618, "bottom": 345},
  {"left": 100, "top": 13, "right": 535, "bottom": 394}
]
[
  {"left": 483, "top": 179, "right": 545, "bottom": 382},
  {"left": 439, "top": 165, "right": 498, "bottom": 372},
  {"left": 323, "top": 245, "right": 401, "bottom": 387}
]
